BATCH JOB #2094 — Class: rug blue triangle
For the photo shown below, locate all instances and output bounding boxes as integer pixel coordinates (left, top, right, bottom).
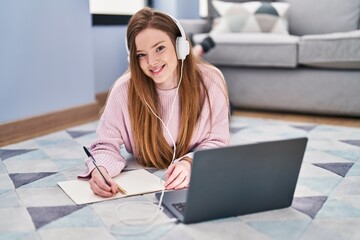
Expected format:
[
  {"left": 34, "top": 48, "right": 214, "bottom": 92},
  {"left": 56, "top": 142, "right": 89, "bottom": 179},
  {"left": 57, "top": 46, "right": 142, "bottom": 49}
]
[
  {"left": 292, "top": 196, "right": 328, "bottom": 219},
  {"left": 313, "top": 162, "right": 354, "bottom": 177},
  {"left": 0, "top": 149, "right": 37, "bottom": 161},
  {"left": 9, "top": 172, "right": 57, "bottom": 188},
  {"left": 247, "top": 219, "right": 310, "bottom": 240},
  {"left": 66, "top": 130, "right": 95, "bottom": 139},
  {"left": 291, "top": 125, "right": 317, "bottom": 132},
  {"left": 341, "top": 140, "right": 360, "bottom": 148},
  {"left": 230, "top": 127, "right": 247, "bottom": 134},
  {"left": 27, "top": 205, "right": 86, "bottom": 229}
]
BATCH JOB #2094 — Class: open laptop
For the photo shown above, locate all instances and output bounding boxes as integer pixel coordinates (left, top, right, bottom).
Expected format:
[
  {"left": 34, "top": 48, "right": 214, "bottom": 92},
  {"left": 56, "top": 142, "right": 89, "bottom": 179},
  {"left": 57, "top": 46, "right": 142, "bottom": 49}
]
[{"left": 156, "top": 137, "right": 308, "bottom": 224}]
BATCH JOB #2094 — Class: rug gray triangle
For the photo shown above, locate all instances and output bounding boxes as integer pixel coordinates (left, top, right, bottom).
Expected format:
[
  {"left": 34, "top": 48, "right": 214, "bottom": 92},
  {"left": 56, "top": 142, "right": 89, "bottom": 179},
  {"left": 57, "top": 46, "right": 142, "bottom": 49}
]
[
  {"left": 0, "top": 149, "right": 37, "bottom": 161},
  {"left": 313, "top": 162, "right": 354, "bottom": 177},
  {"left": 340, "top": 140, "right": 360, "bottom": 148},
  {"left": 230, "top": 127, "right": 247, "bottom": 134},
  {"left": 291, "top": 125, "right": 317, "bottom": 132},
  {"left": 27, "top": 205, "right": 86, "bottom": 229},
  {"left": 292, "top": 196, "right": 328, "bottom": 219},
  {"left": 9, "top": 172, "right": 57, "bottom": 188},
  {"left": 66, "top": 130, "right": 95, "bottom": 139}
]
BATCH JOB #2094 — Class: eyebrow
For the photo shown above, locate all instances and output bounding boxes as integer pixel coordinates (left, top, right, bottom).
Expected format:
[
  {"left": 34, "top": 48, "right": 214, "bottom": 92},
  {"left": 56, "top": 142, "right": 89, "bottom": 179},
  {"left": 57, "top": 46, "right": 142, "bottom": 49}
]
[{"left": 136, "top": 40, "right": 166, "bottom": 53}]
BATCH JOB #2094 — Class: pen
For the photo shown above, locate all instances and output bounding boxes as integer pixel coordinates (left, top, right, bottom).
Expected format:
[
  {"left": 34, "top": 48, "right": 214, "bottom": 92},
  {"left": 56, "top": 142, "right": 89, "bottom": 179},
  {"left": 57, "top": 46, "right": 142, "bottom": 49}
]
[{"left": 82, "top": 146, "right": 127, "bottom": 195}]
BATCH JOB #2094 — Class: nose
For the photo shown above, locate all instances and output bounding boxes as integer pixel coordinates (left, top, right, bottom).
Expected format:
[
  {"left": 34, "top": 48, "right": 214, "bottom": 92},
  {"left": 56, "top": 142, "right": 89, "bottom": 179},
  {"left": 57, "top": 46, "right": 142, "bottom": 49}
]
[{"left": 147, "top": 53, "right": 158, "bottom": 66}]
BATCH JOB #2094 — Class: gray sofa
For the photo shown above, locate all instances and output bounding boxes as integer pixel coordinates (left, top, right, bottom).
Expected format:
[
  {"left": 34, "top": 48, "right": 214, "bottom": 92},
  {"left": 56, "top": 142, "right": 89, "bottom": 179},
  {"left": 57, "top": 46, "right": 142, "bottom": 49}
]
[{"left": 181, "top": 0, "right": 360, "bottom": 116}]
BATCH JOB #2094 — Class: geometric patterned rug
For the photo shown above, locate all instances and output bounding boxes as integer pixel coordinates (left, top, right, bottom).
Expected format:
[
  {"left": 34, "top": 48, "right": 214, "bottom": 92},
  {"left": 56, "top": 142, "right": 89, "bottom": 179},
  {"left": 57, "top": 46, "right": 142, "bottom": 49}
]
[{"left": 1, "top": 116, "right": 360, "bottom": 240}]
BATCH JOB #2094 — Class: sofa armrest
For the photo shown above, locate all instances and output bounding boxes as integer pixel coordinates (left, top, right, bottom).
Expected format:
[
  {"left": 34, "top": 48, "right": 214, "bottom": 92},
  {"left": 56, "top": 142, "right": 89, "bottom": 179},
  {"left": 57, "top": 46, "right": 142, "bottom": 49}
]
[{"left": 179, "top": 19, "right": 211, "bottom": 35}]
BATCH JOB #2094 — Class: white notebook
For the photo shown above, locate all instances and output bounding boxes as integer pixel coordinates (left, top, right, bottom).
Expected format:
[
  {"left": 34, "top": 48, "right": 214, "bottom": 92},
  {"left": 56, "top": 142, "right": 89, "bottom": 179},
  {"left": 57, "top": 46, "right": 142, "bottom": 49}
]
[{"left": 58, "top": 169, "right": 164, "bottom": 205}]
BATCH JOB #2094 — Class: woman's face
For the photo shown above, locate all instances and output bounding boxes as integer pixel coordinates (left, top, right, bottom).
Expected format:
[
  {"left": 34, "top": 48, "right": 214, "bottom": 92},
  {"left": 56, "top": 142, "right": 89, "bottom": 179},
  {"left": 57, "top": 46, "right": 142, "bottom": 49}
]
[{"left": 135, "top": 28, "right": 178, "bottom": 90}]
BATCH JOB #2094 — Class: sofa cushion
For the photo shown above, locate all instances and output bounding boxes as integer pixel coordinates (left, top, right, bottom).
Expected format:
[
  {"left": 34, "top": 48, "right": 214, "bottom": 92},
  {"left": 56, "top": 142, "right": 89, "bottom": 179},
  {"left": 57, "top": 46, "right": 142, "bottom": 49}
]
[
  {"left": 280, "top": 0, "right": 360, "bottom": 36},
  {"left": 193, "top": 33, "right": 299, "bottom": 67},
  {"left": 299, "top": 30, "right": 360, "bottom": 69},
  {"left": 179, "top": 19, "right": 211, "bottom": 35},
  {"left": 211, "top": 0, "right": 290, "bottom": 34}
]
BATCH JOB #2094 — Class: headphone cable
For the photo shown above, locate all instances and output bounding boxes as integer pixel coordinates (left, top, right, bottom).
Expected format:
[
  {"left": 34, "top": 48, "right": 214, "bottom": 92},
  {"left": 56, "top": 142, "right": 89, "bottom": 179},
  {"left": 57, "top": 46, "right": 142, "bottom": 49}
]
[{"left": 109, "top": 60, "right": 185, "bottom": 236}]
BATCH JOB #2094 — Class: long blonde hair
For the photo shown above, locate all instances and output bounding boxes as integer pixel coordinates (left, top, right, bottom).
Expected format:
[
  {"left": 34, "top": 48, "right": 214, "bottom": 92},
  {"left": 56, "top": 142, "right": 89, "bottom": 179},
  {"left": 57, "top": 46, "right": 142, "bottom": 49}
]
[{"left": 127, "top": 7, "right": 211, "bottom": 169}]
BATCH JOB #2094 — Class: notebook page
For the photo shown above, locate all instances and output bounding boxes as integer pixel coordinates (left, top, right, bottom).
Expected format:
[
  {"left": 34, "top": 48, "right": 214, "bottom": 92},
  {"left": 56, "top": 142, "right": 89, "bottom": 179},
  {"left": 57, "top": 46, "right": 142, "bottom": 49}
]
[{"left": 58, "top": 169, "right": 164, "bottom": 205}]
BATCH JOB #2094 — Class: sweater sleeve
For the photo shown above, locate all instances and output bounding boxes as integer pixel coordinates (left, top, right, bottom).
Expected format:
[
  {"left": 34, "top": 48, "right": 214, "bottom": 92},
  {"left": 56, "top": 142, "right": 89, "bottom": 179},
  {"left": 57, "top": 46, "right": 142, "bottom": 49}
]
[{"left": 78, "top": 78, "right": 129, "bottom": 178}]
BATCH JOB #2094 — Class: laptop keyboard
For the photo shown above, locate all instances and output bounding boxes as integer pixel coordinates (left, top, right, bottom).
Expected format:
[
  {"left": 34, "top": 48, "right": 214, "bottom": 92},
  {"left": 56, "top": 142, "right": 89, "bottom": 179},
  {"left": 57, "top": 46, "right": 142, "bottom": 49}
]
[{"left": 172, "top": 202, "right": 186, "bottom": 215}]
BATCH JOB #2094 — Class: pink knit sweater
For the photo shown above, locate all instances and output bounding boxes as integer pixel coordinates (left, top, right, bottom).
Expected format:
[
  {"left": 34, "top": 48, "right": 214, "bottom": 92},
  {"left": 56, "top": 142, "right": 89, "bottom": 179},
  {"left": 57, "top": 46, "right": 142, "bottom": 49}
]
[{"left": 80, "top": 64, "right": 230, "bottom": 178}]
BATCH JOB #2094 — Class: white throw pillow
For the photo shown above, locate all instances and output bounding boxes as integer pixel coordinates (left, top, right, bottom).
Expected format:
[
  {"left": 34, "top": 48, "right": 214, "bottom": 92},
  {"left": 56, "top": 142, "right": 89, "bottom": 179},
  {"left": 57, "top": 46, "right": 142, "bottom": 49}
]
[{"left": 211, "top": 0, "right": 290, "bottom": 34}]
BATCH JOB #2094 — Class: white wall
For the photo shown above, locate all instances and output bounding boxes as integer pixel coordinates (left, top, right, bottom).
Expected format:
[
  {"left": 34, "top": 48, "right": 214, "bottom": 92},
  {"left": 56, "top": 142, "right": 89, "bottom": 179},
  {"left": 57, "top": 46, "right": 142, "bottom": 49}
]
[{"left": 89, "top": 0, "right": 146, "bottom": 15}]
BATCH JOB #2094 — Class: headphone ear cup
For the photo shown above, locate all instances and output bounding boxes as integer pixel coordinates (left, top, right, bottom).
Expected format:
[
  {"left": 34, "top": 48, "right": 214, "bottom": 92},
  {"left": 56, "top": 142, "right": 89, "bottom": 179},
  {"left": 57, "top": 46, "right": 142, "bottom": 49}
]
[
  {"left": 125, "top": 34, "right": 130, "bottom": 63},
  {"left": 176, "top": 37, "right": 190, "bottom": 60}
]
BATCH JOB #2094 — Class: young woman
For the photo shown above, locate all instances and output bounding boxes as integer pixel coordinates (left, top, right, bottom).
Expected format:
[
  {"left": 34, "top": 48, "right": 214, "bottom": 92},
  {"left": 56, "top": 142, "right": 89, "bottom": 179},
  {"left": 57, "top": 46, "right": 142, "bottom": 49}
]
[{"left": 80, "top": 7, "right": 230, "bottom": 197}]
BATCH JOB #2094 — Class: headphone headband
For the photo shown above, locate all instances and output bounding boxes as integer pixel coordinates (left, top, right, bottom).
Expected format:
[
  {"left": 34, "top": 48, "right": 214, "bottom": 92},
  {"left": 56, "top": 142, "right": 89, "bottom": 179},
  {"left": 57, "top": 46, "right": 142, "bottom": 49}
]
[
  {"left": 125, "top": 10, "right": 190, "bottom": 62},
  {"left": 165, "top": 12, "right": 186, "bottom": 41}
]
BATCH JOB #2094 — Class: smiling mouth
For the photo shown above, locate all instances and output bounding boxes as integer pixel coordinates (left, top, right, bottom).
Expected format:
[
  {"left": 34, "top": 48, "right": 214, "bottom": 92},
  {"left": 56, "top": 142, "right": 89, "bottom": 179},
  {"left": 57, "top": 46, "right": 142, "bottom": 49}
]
[{"left": 150, "top": 65, "right": 165, "bottom": 75}]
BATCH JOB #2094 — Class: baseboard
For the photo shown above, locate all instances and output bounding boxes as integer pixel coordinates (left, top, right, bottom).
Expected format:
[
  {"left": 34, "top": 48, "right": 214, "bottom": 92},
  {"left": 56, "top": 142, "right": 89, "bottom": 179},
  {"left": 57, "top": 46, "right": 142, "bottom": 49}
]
[
  {"left": 0, "top": 101, "right": 101, "bottom": 147},
  {"left": 96, "top": 91, "right": 109, "bottom": 109}
]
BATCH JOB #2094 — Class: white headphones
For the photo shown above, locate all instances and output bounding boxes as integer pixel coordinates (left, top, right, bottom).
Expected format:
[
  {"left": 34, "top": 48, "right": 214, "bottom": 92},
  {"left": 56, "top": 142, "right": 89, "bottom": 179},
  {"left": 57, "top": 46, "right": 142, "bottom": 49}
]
[{"left": 125, "top": 11, "right": 190, "bottom": 62}]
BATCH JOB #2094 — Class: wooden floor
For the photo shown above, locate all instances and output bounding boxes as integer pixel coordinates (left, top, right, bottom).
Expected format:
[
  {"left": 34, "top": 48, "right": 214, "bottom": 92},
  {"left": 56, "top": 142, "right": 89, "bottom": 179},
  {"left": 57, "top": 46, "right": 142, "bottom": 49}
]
[
  {"left": 234, "top": 110, "right": 360, "bottom": 127},
  {"left": 1, "top": 109, "right": 359, "bottom": 147}
]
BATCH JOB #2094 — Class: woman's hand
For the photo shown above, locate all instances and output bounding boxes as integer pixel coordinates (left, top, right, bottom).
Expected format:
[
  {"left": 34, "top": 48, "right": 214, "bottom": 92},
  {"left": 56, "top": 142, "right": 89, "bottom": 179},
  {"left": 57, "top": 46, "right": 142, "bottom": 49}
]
[
  {"left": 89, "top": 166, "right": 118, "bottom": 197},
  {"left": 165, "top": 158, "right": 192, "bottom": 190}
]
